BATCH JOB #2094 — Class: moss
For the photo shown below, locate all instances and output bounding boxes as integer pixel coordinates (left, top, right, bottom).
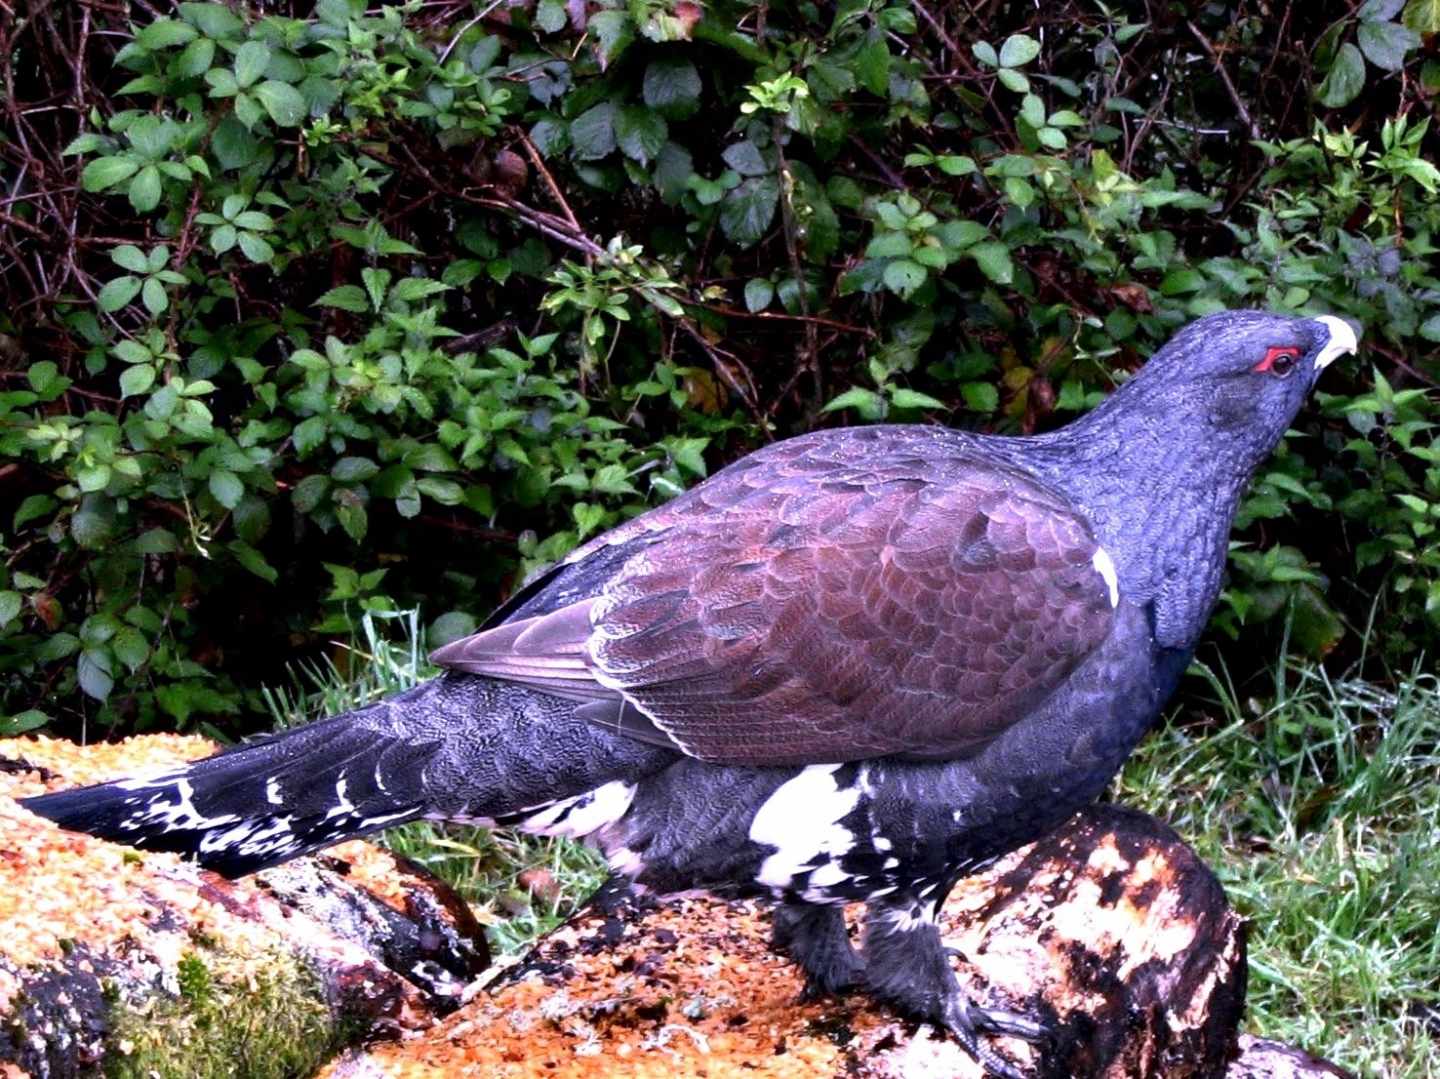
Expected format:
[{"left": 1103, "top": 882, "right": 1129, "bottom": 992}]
[{"left": 104, "top": 943, "right": 345, "bottom": 1079}]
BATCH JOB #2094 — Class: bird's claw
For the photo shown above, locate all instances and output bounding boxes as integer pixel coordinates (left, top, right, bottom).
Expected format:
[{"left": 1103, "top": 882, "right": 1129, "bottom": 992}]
[
  {"left": 940, "top": 995, "right": 1042, "bottom": 1079},
  {"left": 935, "top": 954, "right": 1048, "bottom": 1078}
]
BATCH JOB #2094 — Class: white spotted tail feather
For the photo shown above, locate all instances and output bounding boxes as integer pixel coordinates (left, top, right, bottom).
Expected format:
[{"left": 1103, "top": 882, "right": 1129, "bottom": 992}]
[{"left": 19, "top": 714, "right": 438, "bottom": 878}]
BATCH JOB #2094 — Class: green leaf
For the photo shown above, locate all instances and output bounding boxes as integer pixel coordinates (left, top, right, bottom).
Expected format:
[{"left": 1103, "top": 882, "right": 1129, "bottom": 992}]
[
  {"left": 62, "top": 133, "right": 106, "bottom": 155},
  {"left": 391, "top": 277, "right": 449, "bottom": 302},
  {"left": 180, "top": 2, "right": 245, "bottom": 37},
  {"left": 719, "top": 175, "right": 779, "bottom": 248},
  {"left": 591, "top": 464, "right": 638, "bottom": 496},
  {"left": 210, "top": 224, "right": 237, "bottom": 253},
  {"left": 972, "top": 41, "right": 999, "bottom": 67},
  {"left": 0, "top": 711, "right": 50, "bottom": 736},
  {"left": 128, "top": 165, "right": 162, "bottom": 212},
  {"left": 822, "top": 386, "right": 885, "bottom": 416},
  {"left": 14, "top": 494, "right": 57, "bottom": 529},
  {"left": 237, "top": 230, "right": 274, "bottom": 262},
  {"left": 112, "top": 626, "right": 150, "bottom": 671},
  {"left": 642, "top": 57, "right": 702, "bottom": 119},
  {"left": 535, "top": 0, "right": 568, "bottom": 32},
  {"left": 1358, "top": 18, "right": 1419, "bottom": 71},
  {"left": 589, "top": 10, "right": 634, "bottom": 66},
  {"left": 743, "top": 278, "right": 774, "bottom": 312},
  {"left": 1404, "top": 0, "right": 1440, "bottom": 32},
  {"left": 855, "top": 36, "right": 891, "bottom": 96},
  {"left": 429, "top": 611, "right": 478, "bottom": 649},
  {"left": 255, "top": 79, "right": 306, "bottom": 126},
  {"left": 177, "top": 36, "right": 217, "bottom": 78},
  {"left": 234, "top": 41, "right": 271, "bottom": 88},
  {"left": 110, "top": 244, "right": 150, "bottom": 272},
  {"left": 570, "top": 101, "right": 617, "bottom": 160},
  {"left": 722, "top": 140, "right": 768, "bottom": 177},
  {"left": 119, "top": 364, "right": 156, "bottom": 398},
  {"left": 229, "top": 540, "right": 278, "bottom": 584},
  {"left": 0, "top": 591, "right": 22, "bottom": 627},
  {"left": 999, "top": 33, "right": 1041, "bottom": 67},
  {"left": 77, "top": 649, "right": 114, "bottom": 701},
  {"left": 962, "top": 382, "right": 1000, "bottom": 411},
  {"left": 865, "top": 231, "right": 913, "bottom": 258},
  {"left": 141, "top": 276, "right": 168, "bottom": 315},
  {"left": 615, "top": 105, "right": 668, "bottom": 166},
  {"left": 292, "top": 416, "right": 327, "bottom": 455},
  {"left": 969, "top": 242, "right": 1013, "bottom": 284},
  {"left": 315, "top": 285, "right": 369, "bottom": 312},
  {"left": 98, "top": 276, "right": 142, "bottom": 312},
  {"left": 890, "top": 388, "right": 946, "bottom": 410},
  {"left": 362, "top": 268, "right": 391, "bottom": 309},
  {"left": 82, "top": 155, "right": 140, "bottom": 192},
  {"left": 997, "top": 68, "right": 1030, "bottom": 93},
  {"left": 76, "top": 465, "right": 111, "bottom": 493},
  {"left": 209, "top": 469, "right": 244, "bottom": 509},
  {"left": 573, "top": 501, "right": 607, "bottom": 538},
  {"left": 212, "top": 115, "right": 260, "bottom": 168},
  {"left": 882, "top": 259, "right": 927, "bottom": 299},
  {"left": 335, "top": 502, "right": 367, "bottom": 544},
  {"left": 331, "top": 456, "right": 379, "bottom": 483},
  {"left": 416, "top": 477, "right": 464, "bottom": 505},
  {"left": 1161, "top": 268, "right": 1205, "bottom": 295},
  {"left": 1318, "top": 43, "right": 1366, "bottom": 107},
  {"left": 937, "top": 155, "right": 977, "bottom": 176},
  {"left": 138, "top": 17, "right": 198, "bottom": 49}
]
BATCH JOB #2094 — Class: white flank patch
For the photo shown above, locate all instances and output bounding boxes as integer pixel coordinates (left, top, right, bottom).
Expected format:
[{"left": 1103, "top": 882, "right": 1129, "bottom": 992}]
[
  {"left": 806, "top": 863, "right": 851, "bottom": 889},
  {"left": 1092, "top": 547, "right": 1120, "bottom": 608},
  {"left": 749, "top": 764, "right": 861, "bottom": 891},
  {"left": 1313, "top": 315, "right": 1359, "bottom": 371},
  {"left": 521, "top": 780, "right": 636, "bottom": 839},
  {"left": 265, "top": 776, "right": 284, "bottom": 806}
]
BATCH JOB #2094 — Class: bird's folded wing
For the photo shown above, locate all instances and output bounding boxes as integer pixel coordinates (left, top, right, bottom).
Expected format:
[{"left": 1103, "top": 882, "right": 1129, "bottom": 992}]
[{"left": 433, "top": 435, "right": 1118, "bottom": 765}]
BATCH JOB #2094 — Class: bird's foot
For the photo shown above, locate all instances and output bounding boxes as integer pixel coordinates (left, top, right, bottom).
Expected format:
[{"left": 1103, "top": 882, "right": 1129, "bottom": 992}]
[
  {"left": 940, "top": 992, "right": 1048, "bottom": 1079},
  {"left": 938, "top": 946, "right": 1048, "bottom": 1075}
]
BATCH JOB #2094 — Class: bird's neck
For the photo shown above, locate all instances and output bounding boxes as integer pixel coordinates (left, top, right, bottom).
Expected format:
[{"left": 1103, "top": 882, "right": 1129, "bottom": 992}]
[{"left": 1014, "top": 398, "right": 1253, "bottom": 650}]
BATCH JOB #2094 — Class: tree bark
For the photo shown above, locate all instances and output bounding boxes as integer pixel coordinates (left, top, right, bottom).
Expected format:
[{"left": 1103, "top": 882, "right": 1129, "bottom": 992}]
[
  {"left": 322, "top": 805, "right": 1343, "bottom": 1078},
  {"left": 1, "top": 735, "right": 488, "bottom": 1078}
]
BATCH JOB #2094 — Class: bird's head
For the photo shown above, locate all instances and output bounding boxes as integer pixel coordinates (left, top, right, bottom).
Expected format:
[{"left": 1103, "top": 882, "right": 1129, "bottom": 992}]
[{"left": 1096, "top": 310, "right": 1359, "bottom": 468}]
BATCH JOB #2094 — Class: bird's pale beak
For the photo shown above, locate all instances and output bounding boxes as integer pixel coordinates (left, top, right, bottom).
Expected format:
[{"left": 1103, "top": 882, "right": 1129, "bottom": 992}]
[{"left": 1313, "top": 316, "right": 1360, "bottom": 371}]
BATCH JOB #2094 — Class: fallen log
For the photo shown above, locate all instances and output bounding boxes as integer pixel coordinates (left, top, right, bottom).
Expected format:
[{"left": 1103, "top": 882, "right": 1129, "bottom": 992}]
[
  {"left": 323, "top": 804, "right": 1345, "bottom": 1078},
  {"left": 0, "top": 735, "right": 488, "bottom": 1078},
  {"left": 4, "top": 736, "right": 1353, "bottom": 1079}
]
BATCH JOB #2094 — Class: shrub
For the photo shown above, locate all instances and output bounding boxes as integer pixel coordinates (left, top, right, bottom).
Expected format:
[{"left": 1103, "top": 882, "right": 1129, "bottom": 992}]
[{"left": 1, "top": 0, "right": 1436, "bottom": 736}]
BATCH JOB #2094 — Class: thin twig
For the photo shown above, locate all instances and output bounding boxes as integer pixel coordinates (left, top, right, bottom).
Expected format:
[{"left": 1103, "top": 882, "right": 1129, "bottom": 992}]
[
  {"left": 691, "top": 301, "right": 875, "bottom": 337},
  {"left": 436, "top": 0, "right": 506, "bottom": 66},
  {"left": 514, "top": 127, "right": 581, "bottom": 232},
  {"left": 1186, "top": 20, "right": 1260, "bottom": 140}
]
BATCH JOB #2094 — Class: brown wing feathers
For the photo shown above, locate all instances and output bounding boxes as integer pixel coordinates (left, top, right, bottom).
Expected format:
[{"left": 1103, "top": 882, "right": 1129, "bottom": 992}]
[{"left": 432, "top": 432, "right": 1117, "bottom": 766}]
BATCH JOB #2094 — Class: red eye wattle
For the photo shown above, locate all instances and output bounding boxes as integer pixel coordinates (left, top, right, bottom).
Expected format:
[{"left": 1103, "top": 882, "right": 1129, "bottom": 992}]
[{"left": 1254, "top": 346, "right": 1302, "bottom": 374}]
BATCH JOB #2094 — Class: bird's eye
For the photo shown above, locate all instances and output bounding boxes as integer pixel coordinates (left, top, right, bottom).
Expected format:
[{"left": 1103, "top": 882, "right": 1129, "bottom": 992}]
[{"left": 1254, "top": 346, "right": 1302, "bottom": 376}]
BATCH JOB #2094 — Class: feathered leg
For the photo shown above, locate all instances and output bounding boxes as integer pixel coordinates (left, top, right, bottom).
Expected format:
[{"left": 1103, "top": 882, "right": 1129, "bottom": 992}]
[{"left": 771, "top": 901, "right": 863, "bottom": 998}]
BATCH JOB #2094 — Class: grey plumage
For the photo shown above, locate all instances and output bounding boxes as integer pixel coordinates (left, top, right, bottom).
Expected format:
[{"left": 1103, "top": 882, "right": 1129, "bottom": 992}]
[{"left": 23, "top": 310, "right": 1358, "bottom": 1077}]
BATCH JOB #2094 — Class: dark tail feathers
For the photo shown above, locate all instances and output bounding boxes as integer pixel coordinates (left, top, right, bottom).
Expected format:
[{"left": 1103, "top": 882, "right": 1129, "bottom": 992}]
[{"left": 20, "top": 713, "right": 439, "bottom": 878}]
